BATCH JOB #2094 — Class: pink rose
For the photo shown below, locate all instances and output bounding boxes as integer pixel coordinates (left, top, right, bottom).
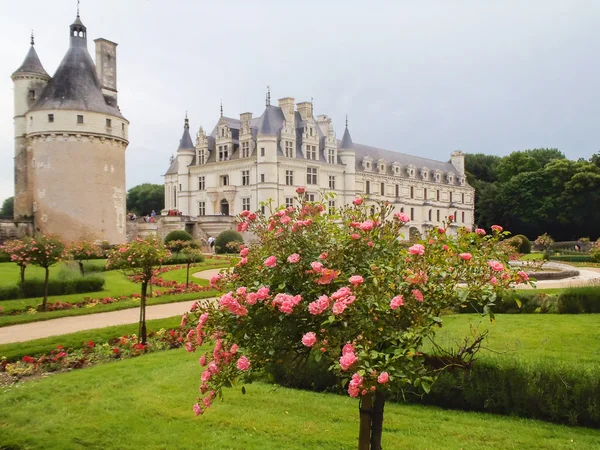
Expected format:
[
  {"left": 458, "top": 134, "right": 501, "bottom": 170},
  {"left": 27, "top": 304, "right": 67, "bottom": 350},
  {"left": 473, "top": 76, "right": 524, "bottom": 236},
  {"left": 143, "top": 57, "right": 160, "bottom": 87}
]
[
  {"left": 394, "top": 212, "right": 410, "bottom": 223},
  {"left": 193, "top": 403, "right": 203, "bottom": 416},
  {"left": 296, "top": 187, "right": 306, "bottom": 195},
  {"left": 491, "top": 225, "right": 503, "bottom": 232},
  {"left": 353, "top": 198, "right": 363, "bottom": 206},
  {"left": 412, "top": 289, "right": 424, "bottom": 302},
  {"left": 475, "top": 228, "right": 486, "bottom": 236},
  {"left": 460, "top": 253, "right": 472, "bottom": 261},
  {"left": 287, "top": 253, "right": 300, "bottom": 263},
  {"left": 488, "top": 260, "right": 504, "bottom": 272},
  {"left": 349, "top": 275, "right": 364, "bottom": 286},
  {"left": 319, "top": 252, "right": 328, "bottom": 260},
  {"left": 351, "top": 233, "right": 360, "bottom": 240},
  {"left": 490, "top": 276, "right": 498, "bottom": 285},
  {"left": 408, "top": 244, "right": 425, "bottom": 256},
  {"left": 339, "top": 351, "right": 358, "bottom": 371},
  {"left": 230, "top": 344, "right": 239, "bottom": 354},
  {"left": 518, "top": 270, "right": 530, "bottom": 282},
  {"left": 390, "top": 295, "right": 404, "bottom": 310},
  {"left": 448, "top": 215, "right": 455, "bottom": 221},
  {"left": 201, "top": 370, "right": 211, "bottom": 382},
  {"left": 280, "top": 215, "right": 291, "bottom": 224},
  {"left": 377, "top": 372, "right": 389, "bottom": 384},
  {"left": 240, "top": 247, "right": 249, "bottom": 257},
  {"left": 342, "top": 343, "right": 354, "bottom": 355},
  {"left": 308, "top": 295, "right": 330, "bottom": 315},
  {"left": 237, "top": 356, "right": 251, "bottom": 371},
  {"left": 359, "top": 220, "right": 374, "bottom": 231},
  {"left": 302, "top": 332, "right": 317, "bottom": 347},
  {"left": 311, "top": 261, "right": 324, "bottom": 272},
  {"left": 264, "top": 256, "right": 277, "bottom": 267},
  {"left": 198, "top": 355, "right": 207, "bottom": 366},
  {"left": 238, "top": 257, "right": 248, "bottom": 266}
]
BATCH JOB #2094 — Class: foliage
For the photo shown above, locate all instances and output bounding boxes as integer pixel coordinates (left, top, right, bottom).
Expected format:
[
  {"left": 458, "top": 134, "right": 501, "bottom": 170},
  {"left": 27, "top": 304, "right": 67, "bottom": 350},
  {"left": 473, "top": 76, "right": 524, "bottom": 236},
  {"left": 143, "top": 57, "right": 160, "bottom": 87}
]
[
  {"left": 106, "top": 236, "right": 170, "bottom": 343},
  {"left": 1, "top": 237, "right": 33, "bottom": 284},
  {"left": 548, "top": 254, "right": 593, "bottom": 262},
  {"left": 592, "top": 240, "right": 600, "bottom": 262},
  {"left": 69, "top": 240, "right": 102, "bottom": 276},
  {"left": 180, "top": 242, "right": 204, "bottom": 287},
  {"left": 512, "top": 235, "right": 531, "bottom": 254},
  {"left": 126, "top": 183, "right": 164, "bottom": 216},
  {"left": 26, "top": 235, "right": 67, "bottom": 311},
  {"left": 0, "top": 196, "right": 14, "bottom": 218},
  {"left": 557, "top": 286, "right": 600, "bottom": 313},
  {"left": 534, "top": 233, "right": 554, "bottom": 259},
  {"left": 215, "top": 229, "right": 244, "bottom": 254},
  {"left": 0, "top": 276, "right": 105, "bottom": 301},
  {"left": 183, "top": 194, "right": 528, "bottom": 448},
  {"left": 164, "top": 230, "right": 193, "bottom": 246}
]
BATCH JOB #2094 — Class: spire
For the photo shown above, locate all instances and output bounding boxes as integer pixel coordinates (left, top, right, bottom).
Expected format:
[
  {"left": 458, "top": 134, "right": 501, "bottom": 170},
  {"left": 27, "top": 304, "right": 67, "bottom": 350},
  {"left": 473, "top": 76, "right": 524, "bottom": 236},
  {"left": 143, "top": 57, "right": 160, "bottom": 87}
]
[
  {"left": 345, "top": 114, "right": 348, "bottom": 128},
  {"left": 340, "top": 114, "right": 354, "bottom": 150},
  {"left": 220, "top": 101, "right": 223, "bottom": 117},
  {"left": 266, "top": 85, "right": 271, "bottom": 106},
  {"left": 11, "top": 33, "right": 50, "bottom": 78},
  {"left": 178, "top": 113, "right": 194, "bottom": 151},
  {"left": 77, "top": 0, "right": 80, "bottom": 17},
  {"left": 184, "top": 111, "right": 189, "bottom": 129},
  {"left": 70, "top": 3, "right": 87, "bottom": 47},
  {"left": 30, "top": 30, "right": 34, "bottom": 46}
]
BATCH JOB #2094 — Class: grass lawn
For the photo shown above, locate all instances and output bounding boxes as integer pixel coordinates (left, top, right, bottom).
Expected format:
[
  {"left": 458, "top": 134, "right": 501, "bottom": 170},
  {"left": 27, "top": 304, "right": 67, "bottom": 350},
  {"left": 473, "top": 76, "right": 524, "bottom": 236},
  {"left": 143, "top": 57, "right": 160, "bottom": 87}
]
[
  {"left": 1, "top": 348, "right": 599, "bottom": 450},
  {"left": 520, "top": 253, "right": 543, "bottom": 261},
  {"left": 431, "top": 314, "right": 600, "bottom": 368}
]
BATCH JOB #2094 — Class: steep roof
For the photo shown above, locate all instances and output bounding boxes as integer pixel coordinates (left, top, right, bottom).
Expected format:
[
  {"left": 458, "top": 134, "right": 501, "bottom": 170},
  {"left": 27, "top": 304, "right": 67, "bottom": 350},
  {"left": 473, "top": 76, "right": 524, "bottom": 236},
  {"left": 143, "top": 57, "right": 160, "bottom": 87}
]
[
  {"left": 256, "top": 105, "right": 285, "bottom": 136},
  {"left": 178, "top": 119, "right": 195, "bottom": 151},
  {"left": 165, "top": 157, "right": 178, "bottom": 175},
  {"left": 340, "top": 126, "right": 353, "bottom": 149},
  {"left": 12, "top": 45, "right": 49, "bottom": 78}
]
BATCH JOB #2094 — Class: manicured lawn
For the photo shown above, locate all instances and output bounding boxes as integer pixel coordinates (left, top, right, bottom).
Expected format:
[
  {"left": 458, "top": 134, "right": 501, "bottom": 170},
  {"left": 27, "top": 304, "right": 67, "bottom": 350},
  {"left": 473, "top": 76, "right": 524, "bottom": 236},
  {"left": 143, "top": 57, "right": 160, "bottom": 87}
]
[
  {"left": 1, "top": 348, "right": 598, "bottom": 450},
  {"left": 431, "top": 314, "right": 600, "bottom": 367},
  {"left": 520, "top": 253, "right": 543, "bottom": 261}
]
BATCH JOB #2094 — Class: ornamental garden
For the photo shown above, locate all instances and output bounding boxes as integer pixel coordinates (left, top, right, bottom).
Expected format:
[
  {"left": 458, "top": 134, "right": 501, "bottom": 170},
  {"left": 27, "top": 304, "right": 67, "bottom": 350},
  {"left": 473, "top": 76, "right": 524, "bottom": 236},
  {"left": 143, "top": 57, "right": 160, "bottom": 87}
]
[{"left": 0, "top": 194, "right": 599, "bottom": 450}]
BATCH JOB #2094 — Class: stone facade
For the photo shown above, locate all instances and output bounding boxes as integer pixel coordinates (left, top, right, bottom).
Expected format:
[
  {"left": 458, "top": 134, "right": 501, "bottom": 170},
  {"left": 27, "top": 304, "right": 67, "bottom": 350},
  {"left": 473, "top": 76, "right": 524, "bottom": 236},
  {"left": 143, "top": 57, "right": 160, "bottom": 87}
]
[
  {"left": 165, "top": 95, "right": 474, "bottom": 236},
  {"left": 11, "top": 14, "right": 128, "bottom": 244}
]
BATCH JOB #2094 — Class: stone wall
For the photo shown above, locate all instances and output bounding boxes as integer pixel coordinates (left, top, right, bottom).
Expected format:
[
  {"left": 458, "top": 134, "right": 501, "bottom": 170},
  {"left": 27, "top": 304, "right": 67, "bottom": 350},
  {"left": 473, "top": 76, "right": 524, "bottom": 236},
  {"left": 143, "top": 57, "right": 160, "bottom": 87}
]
[{"left": 0, "top": 219, "right": 33, "bottom": 243}]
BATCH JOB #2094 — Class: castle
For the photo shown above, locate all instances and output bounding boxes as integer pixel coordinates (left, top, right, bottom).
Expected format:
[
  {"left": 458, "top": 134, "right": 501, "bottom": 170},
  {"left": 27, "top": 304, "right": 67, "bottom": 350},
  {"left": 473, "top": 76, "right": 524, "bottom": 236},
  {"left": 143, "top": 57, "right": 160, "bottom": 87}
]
[
  {"left": 164, "top": 94, "right": 474, "bottom": 237},
  {"left": 11, "top": 12, "right": 128, "bottom": 244}
]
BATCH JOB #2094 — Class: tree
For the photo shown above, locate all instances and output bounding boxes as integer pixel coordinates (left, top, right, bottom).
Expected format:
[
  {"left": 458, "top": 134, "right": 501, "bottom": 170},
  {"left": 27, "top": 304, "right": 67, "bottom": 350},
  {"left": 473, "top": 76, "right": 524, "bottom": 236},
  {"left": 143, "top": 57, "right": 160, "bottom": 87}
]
[
  {"left": 27, "top": 234, "right": 67, "bottom": 311},
  {"left": 0, "top": 197, "right": 14, "bottom": 218},
  {"left": 106, "top": 236, "right": 170, "bottom": 344},
  {"left": 126, "top": 184, "right": 164, "bottom": 216},
  {"left": 495, "top": 148, "right": 564, "bottom": 183},
  {"left": 180, "top": 242, "right": 204, "bottom": 288},
  {"left": 2, "top": 237, "right": 33, "bottom": 284},
  {"left": 69, "top": 240, "right": 102, "bottom": 276},
  {"left": 183, "top": 194, "right": 527, "bottom": 449}
]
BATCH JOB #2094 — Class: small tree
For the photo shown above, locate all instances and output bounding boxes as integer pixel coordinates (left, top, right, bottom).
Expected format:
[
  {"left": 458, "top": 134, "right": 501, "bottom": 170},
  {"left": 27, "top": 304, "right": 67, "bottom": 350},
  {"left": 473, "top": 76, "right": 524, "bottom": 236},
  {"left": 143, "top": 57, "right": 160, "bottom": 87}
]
[
  {"left": 534, "top": 233, "right": 554, "bottom": 259},
  {"left": 214, "top": 230, "right": 243, "bottom": 254},
  {"left": 164, "top": 230, "right": 193, "bottom": 248},
  {"left": 69, "top": 240, "right": 102, "bottom": 276},
  {"left": 27, "top": 235, "right": 66, "bottom": 312},
  {"left": 180, "top": 241, "right": 204, "bottom": 288},
  {"left": 184, "top": 195, "right": 529, "bottom": 449},
  {"left": 106, "top": 236, "right": 170, "bottom": 344},
  {"left": 2, "top": 237, "right": 33, "bottom": 284}
]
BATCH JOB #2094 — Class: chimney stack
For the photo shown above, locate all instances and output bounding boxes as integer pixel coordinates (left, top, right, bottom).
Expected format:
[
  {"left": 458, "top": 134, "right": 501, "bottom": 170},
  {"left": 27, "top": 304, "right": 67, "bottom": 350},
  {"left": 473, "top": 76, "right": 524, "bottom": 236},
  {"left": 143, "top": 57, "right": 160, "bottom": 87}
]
[{"left": 94, "top": 38, "right": 118, "bottom": 104}]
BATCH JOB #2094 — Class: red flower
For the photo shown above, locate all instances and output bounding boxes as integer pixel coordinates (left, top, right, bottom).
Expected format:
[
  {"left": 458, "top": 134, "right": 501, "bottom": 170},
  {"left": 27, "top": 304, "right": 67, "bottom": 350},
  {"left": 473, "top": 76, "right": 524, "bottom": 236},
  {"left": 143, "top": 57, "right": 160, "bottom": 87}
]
[
  {"left": 112, "top": 348, "right": 120, "bottom": 354},
  {"left": 87, "top": 340, "right": 95, "bottom": 348}
]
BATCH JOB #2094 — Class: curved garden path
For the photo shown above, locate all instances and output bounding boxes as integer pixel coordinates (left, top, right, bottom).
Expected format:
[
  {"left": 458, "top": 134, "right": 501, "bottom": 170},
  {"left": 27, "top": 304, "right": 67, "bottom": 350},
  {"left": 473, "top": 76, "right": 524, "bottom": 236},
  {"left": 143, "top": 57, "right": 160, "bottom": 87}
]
[{"left": 0, "top": 268, "right": 222, "bottom": 345}]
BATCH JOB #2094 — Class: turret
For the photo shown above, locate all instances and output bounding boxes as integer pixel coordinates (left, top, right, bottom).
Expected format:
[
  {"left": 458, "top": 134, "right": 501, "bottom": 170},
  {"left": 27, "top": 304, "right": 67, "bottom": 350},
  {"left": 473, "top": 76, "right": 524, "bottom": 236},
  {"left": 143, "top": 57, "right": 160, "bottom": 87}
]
[
  {"left": 176, "top": 114, "right": 195, "bottom": 215},
  {"left": 338, "top": 116, "right": 357, "bottom": 202}
]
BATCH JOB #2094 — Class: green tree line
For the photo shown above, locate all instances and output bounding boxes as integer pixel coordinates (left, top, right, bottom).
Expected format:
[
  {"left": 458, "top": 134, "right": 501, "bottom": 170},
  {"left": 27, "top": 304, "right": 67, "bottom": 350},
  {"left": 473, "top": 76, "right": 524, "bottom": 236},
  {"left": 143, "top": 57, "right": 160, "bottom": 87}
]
[{"left": 466, "top": 149, "right": 600, "bottom": 241}]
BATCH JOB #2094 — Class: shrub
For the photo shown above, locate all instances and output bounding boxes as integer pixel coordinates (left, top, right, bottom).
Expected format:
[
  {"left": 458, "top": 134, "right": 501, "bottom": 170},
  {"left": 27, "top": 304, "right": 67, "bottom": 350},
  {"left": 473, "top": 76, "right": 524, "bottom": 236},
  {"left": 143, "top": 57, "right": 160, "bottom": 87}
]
[
  {"left": 214, "top": 230, "right": 243, "bottom": 254},
  {"left": 557, "top": 287, "right": 600, "bottom": 313},
  {"left": 513, "top": 235, "right": 531, "bottom": 254},
  {"left": 164, "top": 230, "right": 193, "bottom": 245},
  {"left": 549, "top": 255, "right": 594, "bottom": 263},
  {"left": 18, "top": 276, "right": 105, "bottom": 299},
  {"left": 591, "top": 240, "right": 600, "bottom": 263},
  {"left": 0, "top": 285, "right": 21, "bottom": 301}
]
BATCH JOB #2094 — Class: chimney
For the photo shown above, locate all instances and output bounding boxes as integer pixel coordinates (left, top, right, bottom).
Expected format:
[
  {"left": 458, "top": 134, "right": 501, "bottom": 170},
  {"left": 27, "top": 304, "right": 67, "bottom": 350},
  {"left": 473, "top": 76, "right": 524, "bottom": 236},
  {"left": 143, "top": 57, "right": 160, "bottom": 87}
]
[
  {"left": 240, "top": 112, "right": 253, "bottom": 124},
  {"left": 296, "top": 101, "right": 312, "bottom": 121},
  {"left": 278, "top": 97, "right": 295, "bottom": 122},
  {"left": 94, "top": 38, "right": 118, "bottom": 103},
  {"left": 451, "top": 150, "right": 465, "bottom": 176}
]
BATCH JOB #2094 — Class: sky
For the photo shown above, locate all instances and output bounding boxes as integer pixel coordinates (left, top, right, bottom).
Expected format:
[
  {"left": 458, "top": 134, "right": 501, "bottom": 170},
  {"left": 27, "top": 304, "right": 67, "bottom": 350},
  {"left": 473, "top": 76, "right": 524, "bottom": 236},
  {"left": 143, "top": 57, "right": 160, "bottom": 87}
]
[{"left": 1, "top": 0, "right": 599, "bottom": 202}]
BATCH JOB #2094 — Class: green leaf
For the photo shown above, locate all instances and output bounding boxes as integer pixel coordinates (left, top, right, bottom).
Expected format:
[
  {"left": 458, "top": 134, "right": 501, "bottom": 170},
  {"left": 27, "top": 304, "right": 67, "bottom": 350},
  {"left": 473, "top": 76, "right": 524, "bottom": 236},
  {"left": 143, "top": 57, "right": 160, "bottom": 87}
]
[
  {"left": 241, "top": 386, "right": 246, "bottom": 395},
  {"left": 314, "top": 351, "right": 322, "bottom": 363},
  {"left": 514, "top": 297, "right": 522, "bottom": 308}
]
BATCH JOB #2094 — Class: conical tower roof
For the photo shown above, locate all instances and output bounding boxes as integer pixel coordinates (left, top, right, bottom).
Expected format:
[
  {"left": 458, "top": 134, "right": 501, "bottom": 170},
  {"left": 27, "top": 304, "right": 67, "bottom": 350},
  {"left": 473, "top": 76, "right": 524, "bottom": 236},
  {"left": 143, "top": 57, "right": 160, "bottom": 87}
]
[
  {"left": 178, "top": 115, "right": 195, "bottom": 151},
  {"left": 12, "top": 37, "right": 50, "bottom": 78},
  {"left": 340, "top": 124, "right": 354, "bottom": 149}
]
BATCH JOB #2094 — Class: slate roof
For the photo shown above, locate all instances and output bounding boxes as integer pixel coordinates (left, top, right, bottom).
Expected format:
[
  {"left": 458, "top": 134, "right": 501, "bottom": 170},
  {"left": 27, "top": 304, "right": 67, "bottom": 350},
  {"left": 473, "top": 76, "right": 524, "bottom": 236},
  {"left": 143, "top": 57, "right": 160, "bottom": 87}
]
[
  {"left": 165, "top": 157, "right": 178, "bottom": 175},
  {"left": 178, "top": 121, "right": 195, "bottom": 151},
  {"left": 29, "top": 17, "right": 123, "bottom": 118},
  {"left": 12, "top": 45, "right": 49, "bottom": 78},
  {"left": 340, "top": 126, "right": 353, "bottom": 149}
]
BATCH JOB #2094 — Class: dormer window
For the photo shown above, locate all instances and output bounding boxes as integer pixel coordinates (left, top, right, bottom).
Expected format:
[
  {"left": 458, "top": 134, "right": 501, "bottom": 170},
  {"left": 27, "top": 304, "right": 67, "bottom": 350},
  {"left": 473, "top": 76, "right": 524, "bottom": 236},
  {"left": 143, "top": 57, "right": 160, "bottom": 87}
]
[
  {"left": 447, "top": 173, "right": 455, "bottom": 184},
  {"left": 434, "top": 172, "right": 441, "bottom": 182},
  {"left": 221, "top": 128, "right": 225, "bottom": 137},
  {"left": 362, "top": 157, "right": 373, "bottom": 171},
  {"left": 327, "top": 148, "right": 336, "bottom": 164},
  {"left": 285, "top": 141, "right": 294, "bottom": 158},
  {"left": 241, "top": 141, "right": 250, "bottom": 158},
  {"left": 198, "top": 149, "right": 206, "bottom": 165},
  {"left": 218, "top": 145, "right": 229, "bottom": 161},
  {"left": 407, "top": 166, "right": 416, "bottom": 178},
  {"left": 459, "top": 177, "right": 466, "bottom": 186},
  {"left": 421, "top": 169, "right": 429, "bottom": 180}
]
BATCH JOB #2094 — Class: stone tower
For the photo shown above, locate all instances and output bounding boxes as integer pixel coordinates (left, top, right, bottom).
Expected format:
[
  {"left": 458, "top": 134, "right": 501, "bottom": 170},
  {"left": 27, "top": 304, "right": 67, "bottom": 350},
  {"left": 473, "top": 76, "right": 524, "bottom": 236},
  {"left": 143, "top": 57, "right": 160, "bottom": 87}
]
[{"left": 11, "top": 13, "right": 129, "bottom": 243}]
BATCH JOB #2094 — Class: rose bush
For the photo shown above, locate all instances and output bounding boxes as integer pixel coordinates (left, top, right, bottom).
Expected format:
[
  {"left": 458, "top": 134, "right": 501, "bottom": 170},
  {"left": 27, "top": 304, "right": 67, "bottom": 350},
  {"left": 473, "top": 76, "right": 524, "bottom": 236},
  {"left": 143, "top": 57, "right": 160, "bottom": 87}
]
[{"left": 183, "top": 194, "right": 529, "bottom": 449}]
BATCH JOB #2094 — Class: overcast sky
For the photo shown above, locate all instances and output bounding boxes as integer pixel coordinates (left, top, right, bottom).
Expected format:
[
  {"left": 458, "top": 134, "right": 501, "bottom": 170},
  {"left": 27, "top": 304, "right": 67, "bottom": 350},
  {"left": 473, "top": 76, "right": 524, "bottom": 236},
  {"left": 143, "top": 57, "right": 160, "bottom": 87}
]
[{"left": 1, "top": 0, "right": 599, "bottom": 202}]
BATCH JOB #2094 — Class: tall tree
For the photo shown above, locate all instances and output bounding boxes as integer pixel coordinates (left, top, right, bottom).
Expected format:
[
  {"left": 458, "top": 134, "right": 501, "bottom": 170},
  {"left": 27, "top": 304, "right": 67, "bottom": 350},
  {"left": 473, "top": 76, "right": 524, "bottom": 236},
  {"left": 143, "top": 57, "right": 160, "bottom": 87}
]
[
  {"left": 0, "top": 197, "right": 14, "bottom": 218},
  {"left": 126, "top": 184, "right": 164, "bottom": 216},
  {"left": 495, "top": 148, "right": 564, "bottom": 182}
]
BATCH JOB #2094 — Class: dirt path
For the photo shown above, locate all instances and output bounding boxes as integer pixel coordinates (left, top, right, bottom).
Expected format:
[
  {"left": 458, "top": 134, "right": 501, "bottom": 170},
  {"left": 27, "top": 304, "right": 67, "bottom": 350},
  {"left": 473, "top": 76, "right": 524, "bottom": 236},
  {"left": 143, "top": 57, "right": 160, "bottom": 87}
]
[{"left": 0, "top": 268, "right": 218, "bottom": 345}]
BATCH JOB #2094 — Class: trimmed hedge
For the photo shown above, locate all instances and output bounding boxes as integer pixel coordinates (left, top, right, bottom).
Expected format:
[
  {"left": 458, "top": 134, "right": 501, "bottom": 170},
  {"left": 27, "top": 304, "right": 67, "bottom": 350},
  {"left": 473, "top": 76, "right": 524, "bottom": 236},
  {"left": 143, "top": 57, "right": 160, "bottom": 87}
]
[
  {"left": 215, "top": 230, "right": 244, "bottom": 254},
  {"left": 513, "top": 234, "right": 531, "bottom": 254},
  {"left": 0, "top": 275, "right": 105, "bottom": 301},
  {"left": 163, "top": 254, "right": 205, "bottom": 265},
  {"left": 558, "top": 287, "right": 600, "bottom": 313},
  {"left": 549, "top": 254, "right": 594, "bottom": 263},
  {"left": 164, "top": 230, "right": 193, "bottom": 244}
]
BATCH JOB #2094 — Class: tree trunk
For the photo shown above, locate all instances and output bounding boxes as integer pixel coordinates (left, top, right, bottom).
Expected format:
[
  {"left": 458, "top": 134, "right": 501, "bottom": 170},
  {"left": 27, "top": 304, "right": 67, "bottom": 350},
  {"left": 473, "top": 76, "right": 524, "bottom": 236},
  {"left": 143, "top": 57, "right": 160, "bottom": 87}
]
[
  {"left": 370, "top": 391, "right": 386, "bottom": 450},
  {"left": 20, "top": 265, "right": 25, "bottom": 284},
  {"left": 186, "top": 263, "right": 190, "bottom": 288},
  {"left": 139, "top": 280, "right": 148, "bottom": 344},
  {"left": 42, "top": 267, "right": 49, "bottom": 312},
  {"left": 358, "top": 394, "right": 373, "bottom": 450},
  {"left": 78, "top": 261, "right": 85, "bottom": 276}
]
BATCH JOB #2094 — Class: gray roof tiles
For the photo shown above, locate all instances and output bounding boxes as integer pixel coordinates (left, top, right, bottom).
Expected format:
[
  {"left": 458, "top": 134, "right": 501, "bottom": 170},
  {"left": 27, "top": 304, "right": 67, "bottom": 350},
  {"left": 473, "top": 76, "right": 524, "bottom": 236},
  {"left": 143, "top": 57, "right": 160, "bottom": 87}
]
[
  {"left": 178, "top": 124, "right": 195, "bottom": 151},
  {"left": 12, "top": 45, "right": 49, "bottom": 78},
  {"left": 340, "top": 126, "right": 353, "bottom": 149}
]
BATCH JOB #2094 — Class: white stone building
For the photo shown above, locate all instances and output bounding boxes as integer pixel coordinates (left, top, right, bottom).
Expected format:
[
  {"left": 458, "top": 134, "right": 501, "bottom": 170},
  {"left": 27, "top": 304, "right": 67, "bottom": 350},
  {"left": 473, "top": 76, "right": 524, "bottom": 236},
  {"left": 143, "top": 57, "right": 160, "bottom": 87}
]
[{"left": 164, "top": 95, "right": 474, "bottom": 236}]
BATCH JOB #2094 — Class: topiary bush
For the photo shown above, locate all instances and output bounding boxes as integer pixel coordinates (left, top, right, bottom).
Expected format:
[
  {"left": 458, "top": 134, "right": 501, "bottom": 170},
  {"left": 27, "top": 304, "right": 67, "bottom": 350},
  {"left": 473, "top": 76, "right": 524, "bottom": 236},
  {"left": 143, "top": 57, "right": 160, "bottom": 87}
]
[
  {"left": 164, "top": 230, "right": 193, "bottom": 245},
  {"left": 513, "top": 234, "right": 531, "bottom": 254},
  {"left": 214, "top": 230, "right": 243, "bottom": 254},
  {"left": 0, "top": 275, "right": 106, "bottom": 301}
]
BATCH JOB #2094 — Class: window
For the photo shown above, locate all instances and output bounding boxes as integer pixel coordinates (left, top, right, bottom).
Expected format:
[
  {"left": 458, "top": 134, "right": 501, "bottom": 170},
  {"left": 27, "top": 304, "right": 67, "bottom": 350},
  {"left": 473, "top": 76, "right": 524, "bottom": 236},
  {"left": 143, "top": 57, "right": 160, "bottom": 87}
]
[
  {"left": 428, "top": 210, "right": 432, "bottom": 221},
  {"left": 220, "top": 175, "right": 229, "bottom": 186},
  {"left": 424, "top": 188, "right": 427, "bottom": 200},
  {"left": 260, "top": 174, "right": 265, "bottom": 183},
  {"left": 450, "top": 192, "right": 453, "bottom": 203},
  {"left": 309, "top": 127, "right": 313, "bottom": 137},
  {"left": 410, "top": 186, "right": 414, "bottom": 199},
  {"left": 198, "top": 176, "right": 205, "bottom": 190},
  {"left": 437, "top": 210, "right": 440, "bottom": 222},
  {"left": 179, "top": 184, "right": 182, "bottom": 191},
  {"left": 455, "top": 210, "right": 458, "bottom": 220},
  {"left": 198, "top": 149, "right": 205, "bottom": 165},
  {"left": 77, "top": 115, "right": 84, "bottom": 124},
  {"left": 261, "top": 206, "right": 266, "bottom": 215},
  {"left": 307, "top": 145, "right": 317, "bottom": 160},
  {"left": 285, "top": 170, "right": 294, "bottom": 186},
  {"left": 241, "top": 141, "right": 250, "bottom": 158},
  {"left": 366, "top": 180, "right": 371, "bottom": 194},
  {"left": 173, "top": 186, "right": 177, "bottom": 207},
  {"left": 307, "top": 167, "right": 317, "bottom": 185},
  {"left": 122, "top": 123, "right": 125, "bottom": 132},
  {"left": 400, "top": 207, "right": 404, "bottom": 213},
  {"left": 381, "top": 183, "right": 385, "bottom": 196},
  {"left": 28, "top": 89, "right": 35, "bottom": 100},
  {"left": 410, "top": 207, "right": 415, "bottom": 221},
  {"left": 462, "top": 211, "right": 465, "bottom": 223},
  {"left": 328, "top": 148, "right": 335, "bottom": 164},
  {"left": 285, "top": 197, "right": 294, "bottom": 208},
  {"left": 198, "top": 202, "right": 206, "bottom": 216},
  {"left": 329, "top": 175, "right": 336, "bottom": 190},
  {"left": 307, "top": 193, "right": 316, "bottom": 202},
  {"left": 285, "top": 141, "right": 294, "bottom": 158},
  {"left": 462, "top": 193, "right": 465, "bottom": 204},
  {"left": 221, "top": 128, "right": 225, "bottom": 137},
  {"left": 260, "top": 147, "right": 265, "bottom": 157},
  {"left": 328, "top": 200, "right": 336, "bottom": 214},
  {"left": 106, "top": 118, "right": 112, "bottom": 128},
  {"left": 436, "top": 190, "right": 440, "bottom": 201},
  {"left": 47, "top": 114, "right": 54, "bottom": 123},
  {"left": 218, "top": 145, "right": 229, "bottom": 161},
  {"left": 395, "top": 185, "right": 399, "bottom": 197},
  {"left": 242, "top": 170, "right": 250, "bottom": 186},
  {"left": 242, "top": 198, "right": 250, "bottom": 211}
]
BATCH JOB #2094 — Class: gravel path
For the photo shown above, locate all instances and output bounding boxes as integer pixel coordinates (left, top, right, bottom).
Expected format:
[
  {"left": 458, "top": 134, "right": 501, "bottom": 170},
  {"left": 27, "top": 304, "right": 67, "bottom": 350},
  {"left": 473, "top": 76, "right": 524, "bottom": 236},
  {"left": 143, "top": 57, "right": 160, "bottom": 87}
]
[{"left": 0, "top": 268, "right": 219, "bottom": 345}]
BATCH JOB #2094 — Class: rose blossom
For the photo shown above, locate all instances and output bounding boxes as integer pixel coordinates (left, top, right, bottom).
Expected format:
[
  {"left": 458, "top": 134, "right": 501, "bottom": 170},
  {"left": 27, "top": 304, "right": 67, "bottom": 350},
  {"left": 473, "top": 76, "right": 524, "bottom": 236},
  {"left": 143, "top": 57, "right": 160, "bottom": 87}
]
[
  {"left": 491, "top": 225, "right": 503, "bottom": 232},
  {"left": 408, "top": 244, "right": 425, "bottom": 256},
  {"left": 193, "top": 403, "right": 203, "bottom": 416},
  {"left": 230, "top": 344, "right": 239, "bottom": 354},
  {"left": 490, "top": 276, "right": 498, "bottom": 285},
  {"left": 308, "top": 295, "right": 330, "bottom": 315},
  {"left": 394, "top": 212, "right": 410, "bottom": 223},
  {"left": 353, "top": 198, "right": 363, "bottom": 206},
  {"left": 311, "top": 261, "right": 324, "bottom": 272},
  {"left": 351, "top": 233, "right": 360, "bottom": 240},
  {"left": 460, "top": 253, "right": 473, "bottom": 261},
  {"left": 264, "top": 256, "right": 277, "bottom": 267},
  {"left": 390, "top": 295, "right": 404, "bottom": 309},
  {"left": 237, "top": 356, "right": 251, "bottom": 371},
  {"left": 201, "top": 370, "right": 211, "bottom": 382},
  {"left": 475, "top": 228, "right": 486, "bottom": 236},
  {"left": 518, "top": 270, "right": 530, "bottom": 282},
  {"left": 349, "top": 275, "right": 364, "bottom": 286},
  {"left": 377, "top": 372, "right": 389, "bottom": 384},
  {"left": 240, "top": 247, "right": 249, "bottom": 257},
  {"left": 287, "top": 253, "right": 300, "bottom": 263},
  {"left": 296, "top": 187, "right": 306, "bottom": 194},
  {"left": 302, "top": 332, "right": 317, "bottom": 347},
  {"left": 412, "top": 289, "right": 424, "bottom": 302},
  {"left": 339, "top": 351, "right": 358, "bottom": 371},
  {"left": 359, "top": 220, "right": 374, "bottom": 231},
  {"left": 319, "top": 252, "right": 328, "bottom": 260},
  {"left": 199, "top": 355, "right": 207, "bottom": 366},
  {"left": 488, "top": 260, "right": 504, "bottom": 272}
]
